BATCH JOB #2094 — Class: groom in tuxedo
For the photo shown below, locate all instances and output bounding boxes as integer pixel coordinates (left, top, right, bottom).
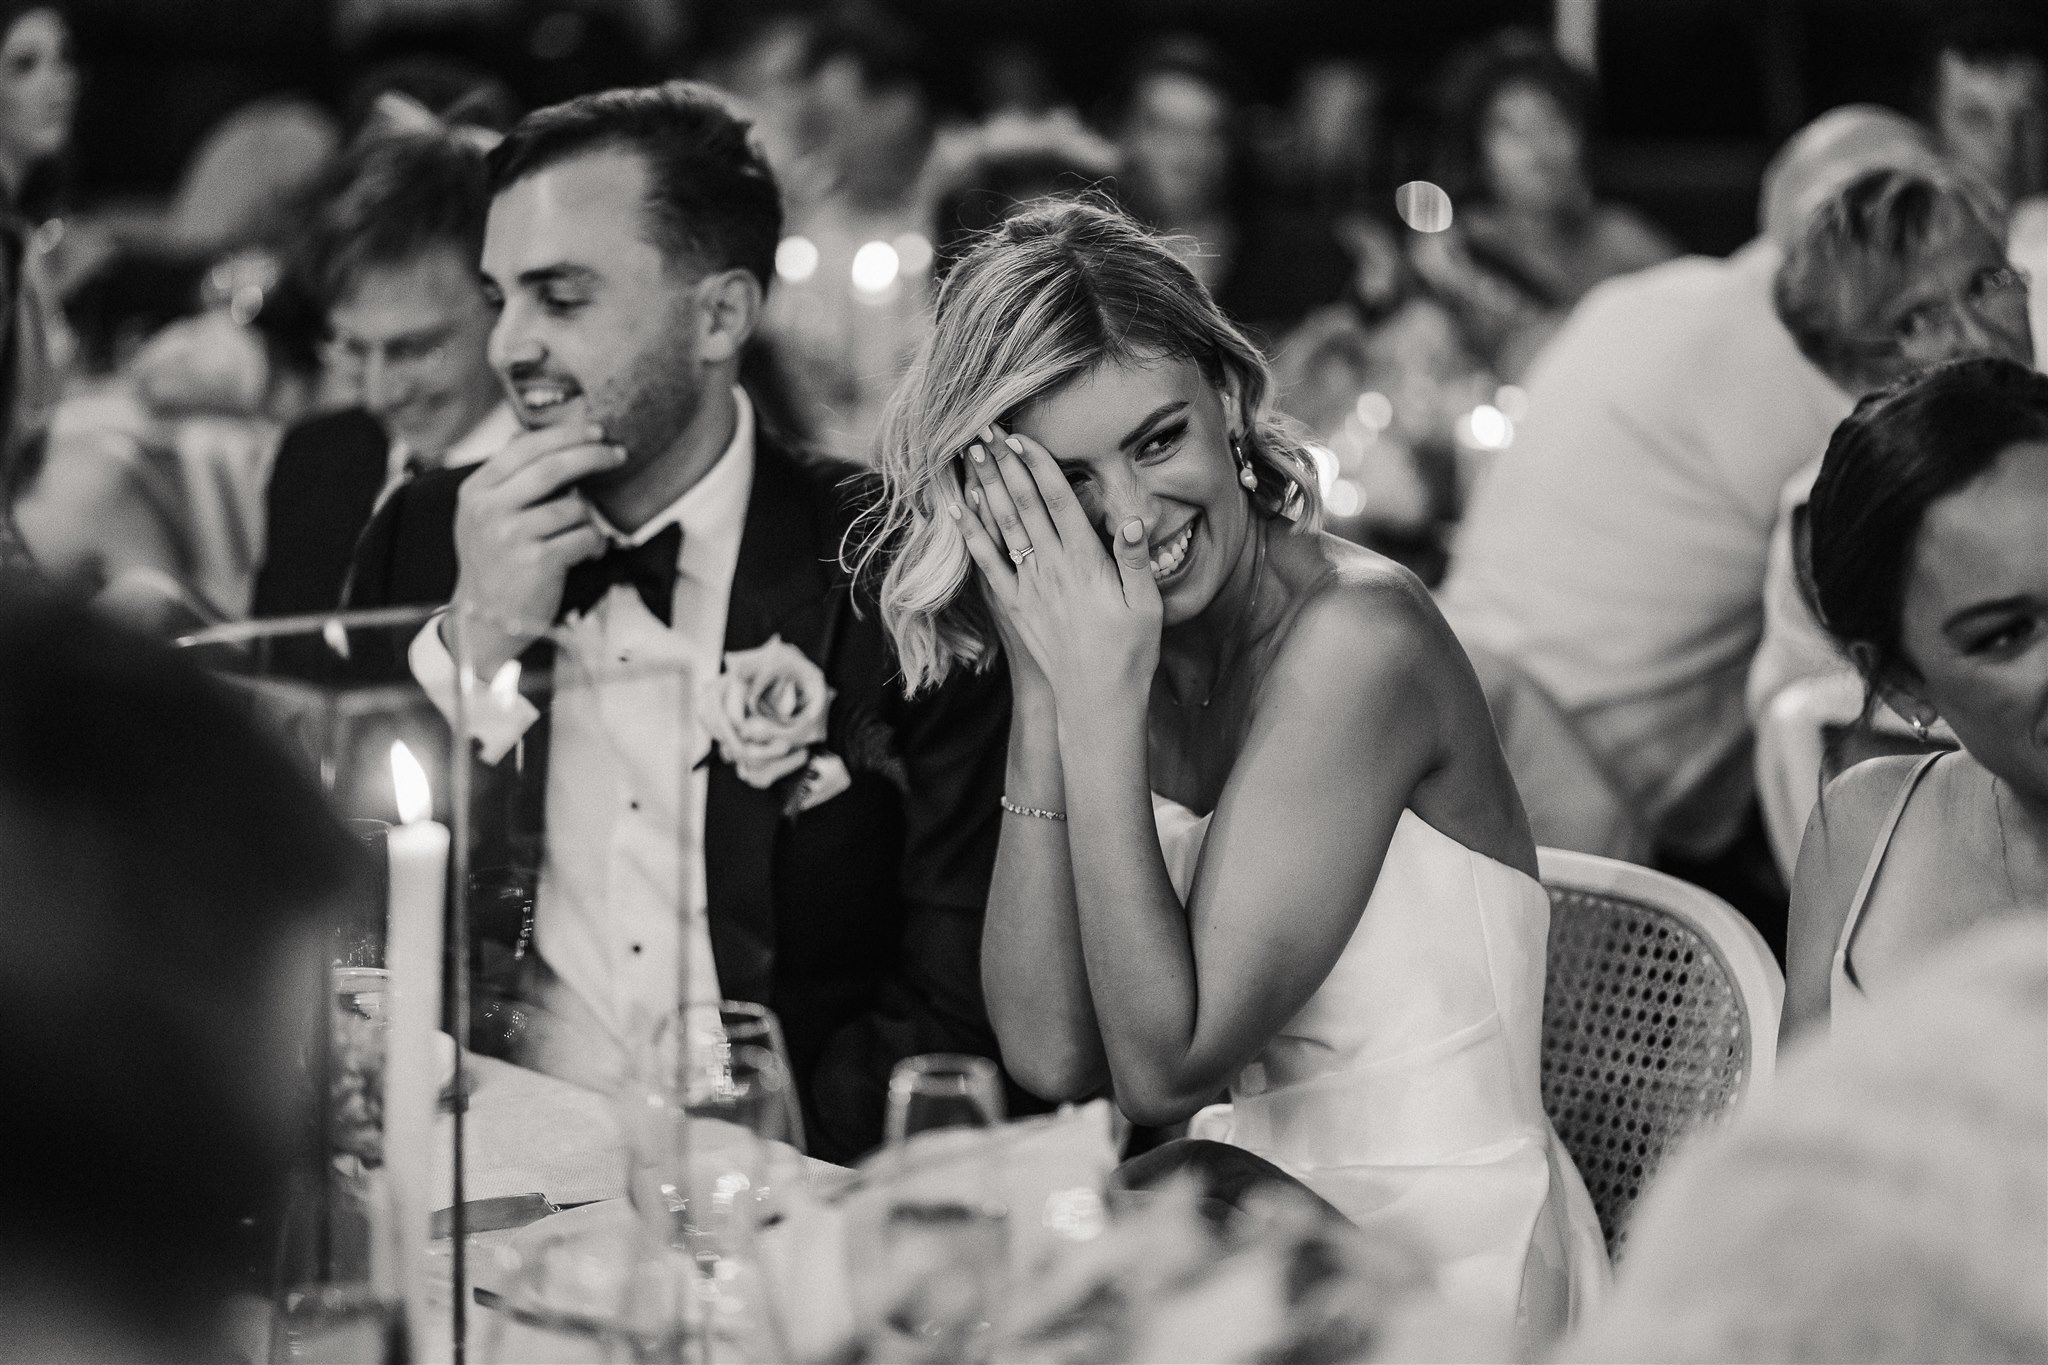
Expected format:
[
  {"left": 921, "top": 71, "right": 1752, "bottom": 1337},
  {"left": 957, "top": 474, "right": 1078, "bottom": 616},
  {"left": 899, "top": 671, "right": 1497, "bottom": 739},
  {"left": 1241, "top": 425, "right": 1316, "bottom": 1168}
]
[{"left": 345, "top": 83, "right": 1020, "bottom": 1161}]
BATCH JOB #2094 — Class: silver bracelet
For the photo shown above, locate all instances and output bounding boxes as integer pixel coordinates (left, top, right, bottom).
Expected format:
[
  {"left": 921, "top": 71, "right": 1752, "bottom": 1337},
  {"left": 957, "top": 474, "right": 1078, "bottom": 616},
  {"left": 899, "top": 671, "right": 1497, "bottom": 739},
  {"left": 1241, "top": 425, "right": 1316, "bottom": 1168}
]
[{"left": 1000, "top": 795, "right": 1067, "bottom": 822}]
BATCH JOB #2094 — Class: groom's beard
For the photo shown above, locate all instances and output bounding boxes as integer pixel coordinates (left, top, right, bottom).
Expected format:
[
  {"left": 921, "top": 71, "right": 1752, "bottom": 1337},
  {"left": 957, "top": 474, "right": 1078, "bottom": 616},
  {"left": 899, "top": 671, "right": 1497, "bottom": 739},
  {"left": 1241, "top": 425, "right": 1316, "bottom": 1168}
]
[{"left": 578, "top": 328, "right": 708, "bottom": 498}]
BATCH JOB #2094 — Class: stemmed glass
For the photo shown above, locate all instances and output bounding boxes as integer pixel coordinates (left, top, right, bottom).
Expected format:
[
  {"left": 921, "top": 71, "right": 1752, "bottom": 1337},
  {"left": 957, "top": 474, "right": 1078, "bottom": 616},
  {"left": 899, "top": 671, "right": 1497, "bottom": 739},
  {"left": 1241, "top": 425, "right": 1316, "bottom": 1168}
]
[
  {"left": 877, "top": 1055, "right": 1010, "bottom": 1363},
  {"left": 886, "top": 1053, "right": 1004, "bottom": 1143},
  {"left": 700, "top": 1000, "right": 806, "bottom": 1154}
]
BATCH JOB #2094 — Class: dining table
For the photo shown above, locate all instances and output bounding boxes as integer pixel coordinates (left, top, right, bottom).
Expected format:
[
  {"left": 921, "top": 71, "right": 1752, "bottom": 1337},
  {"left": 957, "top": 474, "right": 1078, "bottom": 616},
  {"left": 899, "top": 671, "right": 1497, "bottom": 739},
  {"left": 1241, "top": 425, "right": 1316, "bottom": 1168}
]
[{"left": 418, "top": 1052, "right": 849, "bottom": 1361}]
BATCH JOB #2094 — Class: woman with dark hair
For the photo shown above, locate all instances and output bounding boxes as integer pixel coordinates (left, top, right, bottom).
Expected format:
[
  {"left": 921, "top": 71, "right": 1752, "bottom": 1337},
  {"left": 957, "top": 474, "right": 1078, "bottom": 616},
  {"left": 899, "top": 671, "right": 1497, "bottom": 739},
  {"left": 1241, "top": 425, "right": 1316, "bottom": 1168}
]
[
  {"left": 1784, "top": 355, "right": 2048, "bottom": 1039},
  {"left": 1411, "top": 29, "right": 1675, "bottom": 377},
  {"left": 1112, "top": 36, "right": 1353, "bottom": 346},
  {"left": 0, "top": 206, "right": 53, "bottom": 592},
  {"left": 0, "top": 1, "right": 73, "bottom": 224}
]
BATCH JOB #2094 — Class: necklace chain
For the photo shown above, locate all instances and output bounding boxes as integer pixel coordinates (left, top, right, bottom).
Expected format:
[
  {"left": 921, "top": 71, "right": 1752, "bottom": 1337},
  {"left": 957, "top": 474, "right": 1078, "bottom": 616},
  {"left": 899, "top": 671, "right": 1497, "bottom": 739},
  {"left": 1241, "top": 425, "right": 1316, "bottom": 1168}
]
[{"left": 1166, "top": 520, "right": 1267, "bottom": 709}]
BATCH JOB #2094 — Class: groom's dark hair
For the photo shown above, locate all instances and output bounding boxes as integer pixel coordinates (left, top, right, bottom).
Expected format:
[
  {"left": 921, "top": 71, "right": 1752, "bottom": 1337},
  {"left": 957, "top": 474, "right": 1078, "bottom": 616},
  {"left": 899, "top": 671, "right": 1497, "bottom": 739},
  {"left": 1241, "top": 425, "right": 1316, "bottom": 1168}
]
[{"left": 487, "top": 81, "right": 783, "bottom": 291}]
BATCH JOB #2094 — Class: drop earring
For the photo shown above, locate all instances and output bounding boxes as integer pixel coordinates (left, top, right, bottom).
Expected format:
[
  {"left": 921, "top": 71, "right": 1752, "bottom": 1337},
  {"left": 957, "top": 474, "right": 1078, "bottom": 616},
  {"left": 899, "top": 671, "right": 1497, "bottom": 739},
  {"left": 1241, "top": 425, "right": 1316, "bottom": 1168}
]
[
  {"left": 1908, "top": 713, "right": 1930, "bottom": 743},
  {"left": 1234, "top": 435, "right": 1257, "bottom": 490}
]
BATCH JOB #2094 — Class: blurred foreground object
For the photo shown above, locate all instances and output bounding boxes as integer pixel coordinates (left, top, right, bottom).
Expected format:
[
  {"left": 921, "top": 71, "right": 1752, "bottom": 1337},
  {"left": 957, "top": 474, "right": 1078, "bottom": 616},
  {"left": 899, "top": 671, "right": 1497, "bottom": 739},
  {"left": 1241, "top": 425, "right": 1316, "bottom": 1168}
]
[
  {"left": 1560, "top": 916, "right": 2047, "bottom": 1363},
  {"left": 0, "top": 598, "right": 357, "bottom": 1360}
]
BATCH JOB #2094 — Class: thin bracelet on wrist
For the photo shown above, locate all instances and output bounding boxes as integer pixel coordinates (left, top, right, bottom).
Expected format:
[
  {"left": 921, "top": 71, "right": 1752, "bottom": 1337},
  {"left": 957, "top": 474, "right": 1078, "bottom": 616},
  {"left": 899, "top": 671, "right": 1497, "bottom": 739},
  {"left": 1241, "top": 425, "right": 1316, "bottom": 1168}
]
[{"left": 1000, "top": 795, "right": 1067, "bottom": 822}]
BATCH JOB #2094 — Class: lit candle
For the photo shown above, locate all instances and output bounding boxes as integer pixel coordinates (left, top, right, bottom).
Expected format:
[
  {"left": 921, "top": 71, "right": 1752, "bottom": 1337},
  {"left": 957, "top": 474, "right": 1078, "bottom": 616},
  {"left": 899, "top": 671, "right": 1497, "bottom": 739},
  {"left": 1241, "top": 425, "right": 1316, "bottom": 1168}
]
[{"left": 379, "top": 740, "right": 449, "bottom": 1357}]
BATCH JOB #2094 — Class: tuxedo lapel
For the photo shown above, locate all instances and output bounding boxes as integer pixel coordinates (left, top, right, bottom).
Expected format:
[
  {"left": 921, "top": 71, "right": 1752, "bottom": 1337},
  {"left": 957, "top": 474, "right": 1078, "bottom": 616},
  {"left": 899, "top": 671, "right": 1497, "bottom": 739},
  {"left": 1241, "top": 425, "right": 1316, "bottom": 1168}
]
[{"left": 703, "top": 436, "right": 840, "bottom": 1006}]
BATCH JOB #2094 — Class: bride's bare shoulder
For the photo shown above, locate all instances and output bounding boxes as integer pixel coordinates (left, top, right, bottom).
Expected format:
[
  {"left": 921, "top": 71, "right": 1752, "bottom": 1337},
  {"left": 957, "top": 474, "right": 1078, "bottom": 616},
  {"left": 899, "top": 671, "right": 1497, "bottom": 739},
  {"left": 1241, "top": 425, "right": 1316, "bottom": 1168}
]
[{"left": 1267, "top": 532, "right": 1464, "bottom": 683}]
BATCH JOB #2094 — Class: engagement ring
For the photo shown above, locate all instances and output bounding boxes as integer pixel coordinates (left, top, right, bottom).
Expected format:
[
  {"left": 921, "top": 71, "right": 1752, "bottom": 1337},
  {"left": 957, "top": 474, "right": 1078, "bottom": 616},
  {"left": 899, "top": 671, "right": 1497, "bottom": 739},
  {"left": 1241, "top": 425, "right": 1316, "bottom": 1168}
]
[{"left": 1010, "top": 547, "right": 1035, "bottom": 566}]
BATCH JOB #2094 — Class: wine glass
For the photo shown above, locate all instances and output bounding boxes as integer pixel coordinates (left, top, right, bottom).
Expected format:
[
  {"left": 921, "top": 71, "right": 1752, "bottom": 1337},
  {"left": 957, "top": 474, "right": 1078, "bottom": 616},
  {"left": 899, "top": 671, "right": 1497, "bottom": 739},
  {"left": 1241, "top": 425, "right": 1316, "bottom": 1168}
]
[
  {"left": 707, "top": 1000, "right": 807, "bottom": 1154},
  {"left": 885, "top": 1053, "right": 1004, "bottom": 1144},
  {"left": 877, "top": 1055, "right": 1010, "bottom": 1362},
  {"left": 683, "top": 1042, "right": 801, "bottom": 1226}
]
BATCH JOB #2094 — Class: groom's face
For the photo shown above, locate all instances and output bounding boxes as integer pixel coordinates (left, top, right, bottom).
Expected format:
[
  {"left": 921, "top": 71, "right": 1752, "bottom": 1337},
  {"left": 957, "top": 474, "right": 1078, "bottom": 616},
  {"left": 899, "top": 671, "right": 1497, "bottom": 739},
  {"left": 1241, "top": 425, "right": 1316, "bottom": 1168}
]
[{"left": 481, "top": 148, "right": 705, "bottom": 489}]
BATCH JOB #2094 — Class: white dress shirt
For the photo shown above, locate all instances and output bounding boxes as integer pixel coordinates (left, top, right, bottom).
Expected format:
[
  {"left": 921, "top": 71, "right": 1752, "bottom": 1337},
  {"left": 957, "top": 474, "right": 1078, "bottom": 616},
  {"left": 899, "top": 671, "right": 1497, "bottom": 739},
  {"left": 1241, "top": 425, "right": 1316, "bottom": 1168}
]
[
  {"left": 411, "top": 390, "right": 756, "bottom": 1048},
  {"left": 382, "top": 402, "right": 519, "bottom": 508},
  {"left": 1441, "top": 241, "right": 1851, "bottom": 855}
]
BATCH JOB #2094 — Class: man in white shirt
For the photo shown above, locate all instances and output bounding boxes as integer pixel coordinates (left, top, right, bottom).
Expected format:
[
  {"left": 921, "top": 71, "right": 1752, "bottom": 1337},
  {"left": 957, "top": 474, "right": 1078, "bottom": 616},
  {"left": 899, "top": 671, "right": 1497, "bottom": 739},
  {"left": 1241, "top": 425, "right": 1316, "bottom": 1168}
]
[
  {"left": 1439, "top": 108, "right": 1938, "bottom": 879},
  {"left": 253, "top": 123, "right": 511, "bottom": 622},
  {"left": 346, "top": 83, "right": 1021, "bottom": 1161}
]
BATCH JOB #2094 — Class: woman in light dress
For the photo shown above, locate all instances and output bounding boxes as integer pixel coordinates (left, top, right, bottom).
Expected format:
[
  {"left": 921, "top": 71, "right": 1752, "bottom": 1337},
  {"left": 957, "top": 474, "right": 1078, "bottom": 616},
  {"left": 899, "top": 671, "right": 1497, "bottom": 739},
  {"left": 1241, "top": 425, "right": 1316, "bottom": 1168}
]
[{"left": 862, "top": 199, "right": 1607, "bottom": 1348}]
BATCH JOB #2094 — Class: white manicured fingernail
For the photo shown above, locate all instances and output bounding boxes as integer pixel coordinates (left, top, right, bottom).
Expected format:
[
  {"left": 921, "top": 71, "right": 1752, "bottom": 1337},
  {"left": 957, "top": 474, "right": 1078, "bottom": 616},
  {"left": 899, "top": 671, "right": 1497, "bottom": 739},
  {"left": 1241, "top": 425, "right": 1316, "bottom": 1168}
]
[
  {"left": 947, "top": 501, "right": 961, "bottom": 519},
  {"left": 1122, "top": 519, "right": 1143, "bottom": 543},
  {"left": 1005, "top": 436, "right": 1023, "bottom": 453},
  {"left": 970, "top": 443, "right": 986, "bottom": 463}
]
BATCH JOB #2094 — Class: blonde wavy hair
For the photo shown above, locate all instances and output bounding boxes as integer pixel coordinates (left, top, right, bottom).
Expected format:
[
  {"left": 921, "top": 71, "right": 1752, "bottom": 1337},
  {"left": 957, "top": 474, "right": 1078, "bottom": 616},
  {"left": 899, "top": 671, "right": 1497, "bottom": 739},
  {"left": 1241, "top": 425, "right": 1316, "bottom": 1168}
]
[{"left": 855, "top": 198, "right": 1322, "bottom": 696}]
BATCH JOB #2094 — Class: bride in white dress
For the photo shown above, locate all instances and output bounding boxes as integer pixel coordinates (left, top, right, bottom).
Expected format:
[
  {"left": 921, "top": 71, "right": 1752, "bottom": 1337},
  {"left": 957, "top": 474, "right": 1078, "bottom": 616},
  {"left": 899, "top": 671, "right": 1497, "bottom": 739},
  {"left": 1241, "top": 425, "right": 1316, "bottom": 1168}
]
[{"left": 861, "top": 201, "right": 1608, "bottom": 1350}]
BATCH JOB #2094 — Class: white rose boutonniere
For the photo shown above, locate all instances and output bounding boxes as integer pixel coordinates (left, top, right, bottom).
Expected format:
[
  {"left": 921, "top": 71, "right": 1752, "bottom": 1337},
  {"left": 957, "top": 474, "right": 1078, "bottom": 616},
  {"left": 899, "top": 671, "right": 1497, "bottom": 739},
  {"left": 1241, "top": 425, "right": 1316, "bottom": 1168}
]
[{"left": 696, "top": 635, "right": 850, "bottom": 814}]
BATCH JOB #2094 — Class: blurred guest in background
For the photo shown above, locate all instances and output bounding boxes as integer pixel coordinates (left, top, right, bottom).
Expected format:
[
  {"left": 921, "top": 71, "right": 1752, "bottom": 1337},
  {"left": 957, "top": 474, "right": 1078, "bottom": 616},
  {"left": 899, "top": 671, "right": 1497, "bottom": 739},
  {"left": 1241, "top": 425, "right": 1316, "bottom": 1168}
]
[
  {"left": 1748, "top": 166, "right": 2031, "bottom": 871},
  {"left": 0, "top": 1, "right": 74, "bottom": 379},
  {"left": 15, "top": 256, "right": 322, "bottom": 630},
  {"left": 56, "top": 95, "right": 339, "bottom": 376},
  {"left": 1926, "top": 11, "right": 2047, "bottom": 211},
  {"left": 1924, "top": 11, "right": 2048, "bottom": 361},
  {"left": 690, "top": 8, "right": 818, "bottom": 177},
  {"left": 1269, "top": 57, "right": 1385, "bottom": 221},
  {"left": 0, "top": 213, "right": 49, "bottom": 590},
  {"left": 1437, "top": 107, "right": 1935, "bottom": 914},
  {"left": 342, "top": 51, "right": 520, "bottom": 136},
  {"left": 927, "top": 109, "right": 1120, "bottom": 277},
  {"left": 1409, "top": 29, "right": 1676, "bottom": 380},
  {"left": 1112, "top": 35, "right": 1352, "bottom": 346},
  {"left": 0, "top": 1, "right": 72, "bottom": 225},
  {"left": 759, "top": 9, "right": 942, "bottom": 460},
  {"left": 0, "top": 597, "right": 356, "bottom": 1360},
  {"left": 251, "top": 119, "right": 507, "bottom": 622},
  {"left": 971, "top": 37, "right": 1063, "bottom": 120},
  {"left": 1564, "top": 915, "right": 2045, "bottom": 1364},
  {"left": 1783, "top": 357, "right": 2048, "bottom": 1039}
]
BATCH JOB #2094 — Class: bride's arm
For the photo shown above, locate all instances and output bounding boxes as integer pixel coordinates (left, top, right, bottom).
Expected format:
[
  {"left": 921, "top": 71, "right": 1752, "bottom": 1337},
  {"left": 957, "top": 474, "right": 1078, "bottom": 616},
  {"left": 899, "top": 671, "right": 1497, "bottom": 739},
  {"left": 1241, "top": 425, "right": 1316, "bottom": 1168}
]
[
  {"left": 981, "top": 677, "right": 1111, "bottom": 1099},
  {"left": 954, "top": 448, "right": 1110, "bottom": 1101},
  {"left": 950, "top": 429, "right": 1443, "bottom": 1123},
  {"left": 1059, "top": 581, "right": 1444, "bottom": 1125}
]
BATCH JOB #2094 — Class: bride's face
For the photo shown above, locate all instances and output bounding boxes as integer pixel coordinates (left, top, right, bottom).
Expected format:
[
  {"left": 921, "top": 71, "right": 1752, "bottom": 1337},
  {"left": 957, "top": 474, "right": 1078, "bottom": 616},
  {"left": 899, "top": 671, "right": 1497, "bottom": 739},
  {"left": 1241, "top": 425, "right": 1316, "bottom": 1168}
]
[{"left": 1012, "top": 354, "right": 1251, "bottom": 626}]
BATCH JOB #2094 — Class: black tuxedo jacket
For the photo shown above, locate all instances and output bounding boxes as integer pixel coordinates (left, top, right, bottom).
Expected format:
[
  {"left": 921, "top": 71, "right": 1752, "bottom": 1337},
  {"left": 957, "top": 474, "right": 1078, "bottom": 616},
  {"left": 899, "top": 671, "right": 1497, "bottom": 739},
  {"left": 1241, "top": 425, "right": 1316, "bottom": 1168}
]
[
  {"left": 345, "top": 426, "right": 1029, "bottom": 1161},
  {"left": 250, "top": 408, "right": 389, "bottom": 620}
]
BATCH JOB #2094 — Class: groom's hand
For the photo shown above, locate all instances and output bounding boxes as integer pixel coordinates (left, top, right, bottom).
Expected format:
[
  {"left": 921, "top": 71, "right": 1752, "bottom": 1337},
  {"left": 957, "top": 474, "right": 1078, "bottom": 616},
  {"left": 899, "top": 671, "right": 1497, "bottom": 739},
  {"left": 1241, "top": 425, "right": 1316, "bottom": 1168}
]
[{"left": 445, "top": 420, "right": 625, "bottom": 675}]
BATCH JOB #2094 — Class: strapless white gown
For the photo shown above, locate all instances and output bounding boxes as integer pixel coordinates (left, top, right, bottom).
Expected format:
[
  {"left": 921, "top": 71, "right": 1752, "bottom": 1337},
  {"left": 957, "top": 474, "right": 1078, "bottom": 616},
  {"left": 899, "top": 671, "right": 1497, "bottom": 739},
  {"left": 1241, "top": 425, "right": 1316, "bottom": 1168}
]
[{"left": 1152, "top": 794, "right": 1610, "bottom": 1351}]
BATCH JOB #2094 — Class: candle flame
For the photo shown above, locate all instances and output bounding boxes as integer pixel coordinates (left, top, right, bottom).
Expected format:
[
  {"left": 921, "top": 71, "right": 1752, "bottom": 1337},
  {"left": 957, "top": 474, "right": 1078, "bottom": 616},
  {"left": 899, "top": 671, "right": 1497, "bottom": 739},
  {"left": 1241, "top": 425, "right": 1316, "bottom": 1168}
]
[{"left": 391, "top": 741, "right": 432, "bottom": 824}]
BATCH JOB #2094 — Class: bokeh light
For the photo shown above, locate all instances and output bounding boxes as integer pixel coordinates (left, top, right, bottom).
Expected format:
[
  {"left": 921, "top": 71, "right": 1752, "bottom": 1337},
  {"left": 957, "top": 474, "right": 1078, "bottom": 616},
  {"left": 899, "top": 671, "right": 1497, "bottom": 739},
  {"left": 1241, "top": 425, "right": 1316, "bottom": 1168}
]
[
  {"left": 1354, "top": 390, "right": 1394, "bottom": 428},
  {"left": 893, "top": 231, "right": 935, "bottom": 276},
  {"left": 1326, "top": 478, "right": 1365, "bottom": 518},
  {"left": 1306, "top": 442, "right": 1341, "bottom": 497},
  {"left": 851, "top": 239, "right": 901, "bottom": 295},
  {"left": 1465, "top": 403, "right": 1513, "bottom": 450},
  {"left": 774, "top": 235, "right": 819, "bottom": 283},
  {"left": 1395, "top": 181, "right": 1454, "bottom": 233}
]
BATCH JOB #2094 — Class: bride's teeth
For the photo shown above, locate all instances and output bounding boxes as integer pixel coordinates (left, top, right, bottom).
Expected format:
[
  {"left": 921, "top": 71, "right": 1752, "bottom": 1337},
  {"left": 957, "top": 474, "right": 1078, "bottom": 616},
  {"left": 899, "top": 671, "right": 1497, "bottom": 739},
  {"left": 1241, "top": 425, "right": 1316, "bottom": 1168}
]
[{"left": 1149, "top": 522, "right": 1194, "bottom": 577}]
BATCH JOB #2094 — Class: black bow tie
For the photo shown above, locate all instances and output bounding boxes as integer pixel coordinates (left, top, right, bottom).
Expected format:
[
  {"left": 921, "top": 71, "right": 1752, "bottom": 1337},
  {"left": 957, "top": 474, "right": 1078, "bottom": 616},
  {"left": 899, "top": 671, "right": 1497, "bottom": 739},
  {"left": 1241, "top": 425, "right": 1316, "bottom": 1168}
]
[{"left": 558, "top": 523, "right": 683, "bottom": 626}]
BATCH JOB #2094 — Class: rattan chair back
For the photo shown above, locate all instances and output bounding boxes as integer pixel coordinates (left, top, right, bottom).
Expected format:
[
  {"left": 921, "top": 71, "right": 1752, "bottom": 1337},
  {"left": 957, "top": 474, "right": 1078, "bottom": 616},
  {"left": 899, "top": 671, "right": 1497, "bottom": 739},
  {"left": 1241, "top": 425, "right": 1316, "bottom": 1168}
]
[{"left": 1536, "top": 848, "right": 1783, "bottom": 1257}]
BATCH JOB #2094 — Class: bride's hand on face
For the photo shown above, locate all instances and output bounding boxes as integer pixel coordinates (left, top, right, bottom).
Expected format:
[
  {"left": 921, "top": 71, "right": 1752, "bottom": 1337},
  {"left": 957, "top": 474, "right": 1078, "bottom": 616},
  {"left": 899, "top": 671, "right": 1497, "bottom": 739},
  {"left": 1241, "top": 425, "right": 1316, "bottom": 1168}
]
[{"left": 949, "top": 421, "right": 1162, "bottom": 715}]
